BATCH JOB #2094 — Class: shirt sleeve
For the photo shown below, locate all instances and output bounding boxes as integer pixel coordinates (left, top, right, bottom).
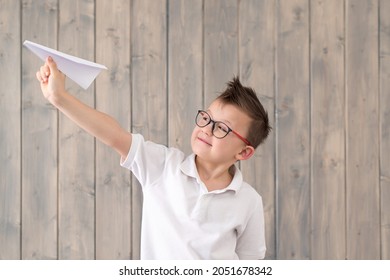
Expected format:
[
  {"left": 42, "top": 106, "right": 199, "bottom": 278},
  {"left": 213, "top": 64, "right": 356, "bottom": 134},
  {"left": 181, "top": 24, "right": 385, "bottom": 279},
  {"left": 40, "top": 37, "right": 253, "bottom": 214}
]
[
  {"left": 120, "top": 134, "right": 168, "bottom": 188},
  {"left": 235, "top": 195, "right": 266, "bottom": 260}
]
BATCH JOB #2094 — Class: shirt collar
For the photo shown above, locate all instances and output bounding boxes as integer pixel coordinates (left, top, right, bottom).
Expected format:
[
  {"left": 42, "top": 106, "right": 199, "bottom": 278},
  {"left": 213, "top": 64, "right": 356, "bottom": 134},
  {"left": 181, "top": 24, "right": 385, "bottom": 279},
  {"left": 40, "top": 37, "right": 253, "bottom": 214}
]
[{"left": 180, "top": 154, "right": 243, "bottom": 193}]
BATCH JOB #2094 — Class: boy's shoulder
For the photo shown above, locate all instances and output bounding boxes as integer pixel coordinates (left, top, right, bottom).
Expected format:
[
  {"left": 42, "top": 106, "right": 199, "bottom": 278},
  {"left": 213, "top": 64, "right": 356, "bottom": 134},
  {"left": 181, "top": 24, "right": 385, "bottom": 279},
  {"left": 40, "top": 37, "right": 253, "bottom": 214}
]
[
  {"left": 237, "top": 179, "right": 263, "bottom": 203},
  {"left": 122, "top": 133, "right": 186, "bottom": 169},
  {"left": 133, "top": 133, "right": 185, "bottom": 155}
]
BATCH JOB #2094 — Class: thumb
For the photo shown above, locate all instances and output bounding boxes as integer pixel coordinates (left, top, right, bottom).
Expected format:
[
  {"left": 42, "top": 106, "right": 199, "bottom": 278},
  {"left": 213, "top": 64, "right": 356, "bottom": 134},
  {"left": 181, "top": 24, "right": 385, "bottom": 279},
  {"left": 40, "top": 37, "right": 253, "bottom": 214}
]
[{"left": 46, "top": 56, "right": 59, "bottom": 73}]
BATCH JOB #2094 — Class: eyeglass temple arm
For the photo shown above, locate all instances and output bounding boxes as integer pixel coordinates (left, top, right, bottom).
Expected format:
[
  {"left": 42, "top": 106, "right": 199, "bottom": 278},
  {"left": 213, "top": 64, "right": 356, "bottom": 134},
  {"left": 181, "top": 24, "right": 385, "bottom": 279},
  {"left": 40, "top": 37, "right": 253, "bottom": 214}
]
[{"left": 231, "top": 130, "right": 251, "bottom": 146}]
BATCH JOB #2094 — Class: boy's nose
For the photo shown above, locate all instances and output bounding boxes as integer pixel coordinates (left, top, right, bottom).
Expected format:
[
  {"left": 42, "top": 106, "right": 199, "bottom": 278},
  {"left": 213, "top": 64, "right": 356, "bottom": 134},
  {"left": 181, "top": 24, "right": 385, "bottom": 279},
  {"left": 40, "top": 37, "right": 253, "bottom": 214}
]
[{"left": 202, "top": 122, "right": 214, "bottom": 136}]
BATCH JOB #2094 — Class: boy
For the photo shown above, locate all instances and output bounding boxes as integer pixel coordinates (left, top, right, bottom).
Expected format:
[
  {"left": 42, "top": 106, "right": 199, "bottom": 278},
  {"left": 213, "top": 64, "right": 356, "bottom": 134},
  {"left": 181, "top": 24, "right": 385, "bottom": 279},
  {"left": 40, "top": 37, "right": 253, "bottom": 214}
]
[{"left": 36, "top": 56, "right": 271, "bottom": 260}]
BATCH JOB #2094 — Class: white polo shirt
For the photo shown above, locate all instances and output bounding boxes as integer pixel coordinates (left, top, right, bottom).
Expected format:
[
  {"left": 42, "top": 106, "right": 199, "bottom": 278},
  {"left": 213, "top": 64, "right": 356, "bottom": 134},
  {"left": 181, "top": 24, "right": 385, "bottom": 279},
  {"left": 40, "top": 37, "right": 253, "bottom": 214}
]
[{"left": 121, "top": 134, "right": 266, "bottom": 260}]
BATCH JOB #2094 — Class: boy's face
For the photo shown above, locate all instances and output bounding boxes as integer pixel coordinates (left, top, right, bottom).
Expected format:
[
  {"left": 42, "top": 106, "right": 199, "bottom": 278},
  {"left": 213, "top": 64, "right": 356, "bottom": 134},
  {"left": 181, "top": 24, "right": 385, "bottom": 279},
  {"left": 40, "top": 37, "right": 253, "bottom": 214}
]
[{"left": 191, "top": 99, "right": 253, "bottom": 165}]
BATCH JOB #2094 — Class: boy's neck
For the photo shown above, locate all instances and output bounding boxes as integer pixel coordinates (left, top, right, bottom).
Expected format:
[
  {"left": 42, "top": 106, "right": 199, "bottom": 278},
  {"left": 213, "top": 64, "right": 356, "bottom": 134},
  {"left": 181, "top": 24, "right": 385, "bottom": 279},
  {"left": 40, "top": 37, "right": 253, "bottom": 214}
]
[{"left": 195, "top": 156, "right": 234, "bottom": 192}]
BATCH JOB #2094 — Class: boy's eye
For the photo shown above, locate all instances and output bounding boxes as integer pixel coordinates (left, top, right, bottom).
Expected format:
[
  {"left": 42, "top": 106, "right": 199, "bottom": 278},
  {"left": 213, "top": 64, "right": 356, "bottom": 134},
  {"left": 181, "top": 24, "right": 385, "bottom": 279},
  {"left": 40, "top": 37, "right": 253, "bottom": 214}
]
[
  {"left": 200, "top": 112, "right": 209, "bottom": 121},
  {"left": 216, "top": 123, "right": 229, "bottom": 133}
]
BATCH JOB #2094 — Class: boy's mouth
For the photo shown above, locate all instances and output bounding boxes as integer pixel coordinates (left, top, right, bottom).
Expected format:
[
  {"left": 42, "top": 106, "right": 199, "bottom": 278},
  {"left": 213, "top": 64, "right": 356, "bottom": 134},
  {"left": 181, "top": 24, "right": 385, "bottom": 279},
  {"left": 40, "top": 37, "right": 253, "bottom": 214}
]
[{"left": 197, "top": 137, "right": 212, "bottom": 146}]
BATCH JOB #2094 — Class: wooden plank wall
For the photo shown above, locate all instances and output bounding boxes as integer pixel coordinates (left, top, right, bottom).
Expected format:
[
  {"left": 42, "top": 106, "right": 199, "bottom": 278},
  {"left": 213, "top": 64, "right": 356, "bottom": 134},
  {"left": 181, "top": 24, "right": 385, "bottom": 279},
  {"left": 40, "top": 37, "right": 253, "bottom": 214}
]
[{"left": 0, "top": 0, "right": 389, "bottom": 260}]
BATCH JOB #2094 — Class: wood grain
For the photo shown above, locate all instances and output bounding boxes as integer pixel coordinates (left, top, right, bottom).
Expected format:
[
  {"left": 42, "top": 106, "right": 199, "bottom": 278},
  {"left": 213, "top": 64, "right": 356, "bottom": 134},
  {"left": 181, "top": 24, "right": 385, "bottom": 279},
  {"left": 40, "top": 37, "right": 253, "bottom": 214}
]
[
  {"left": 346, "top": 0, "right": 380, "bottom": 259},
  {"left": 276, "top": 0, "right": 310, "bottom": 259},
  {"left": 57, "top": 0, "right": 95, "bottom": 259},
  {"left": 379, "top": 0, "right": 390, "bottom": 260},
  {"left": 168, "top": 0, "right": 203, "bottom": 154},
  {"left": 204, "top": 0, "right": 238, "bottom": 107},
  {"left": 310, "top": 0, "right": 346, "bottom": 259},
  {"left": 0, "top": 0, "right": 21, "bottom": 260},
  {"left": 21, "top": 0, "right": 58, "bottom": 259},
  {"left": 239, "top": 0, "right": 276, "bottom": 259},
  {"left": 95, "top": 0, "right": 131, "bottom": 260},
  {"left": 131, "top": 0, "right": 168, "bottom": 259}
]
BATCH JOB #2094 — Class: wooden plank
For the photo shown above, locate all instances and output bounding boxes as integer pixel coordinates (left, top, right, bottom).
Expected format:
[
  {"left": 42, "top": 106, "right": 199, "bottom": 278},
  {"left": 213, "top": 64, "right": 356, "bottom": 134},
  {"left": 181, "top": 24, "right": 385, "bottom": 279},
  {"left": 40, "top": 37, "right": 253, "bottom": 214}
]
[
  {"left": 0, "top": 0, "right": 21, "bottom": 260},
  {"left": 168, "top": 0, "right": 203, "bottom": 154},
  {"left": 379, "top": 0, "right": 390, "bottom": 260},
  {"left": 238, "top": 0, "right": 276, "bottom": 259},
  {"left": 276, "top": 0, "right": 310, "bottom": 259},
  {"left": 57, "top": 0, "right": 95, "bottom": 259},
  {"left": 204, "top": 0, "right": 238, "bottom": 107},
  {"left": 21, "top": 0, "right": 58, "bottom": 259},
  {"left": 95, "top": 0, "right": 131, "bottom": 260},
  {"left": 310, "top": 0, "right": 346, "bottom": 259},
  {"left": 346, "top": 0, "right": 380, "bottom": 259},
  {"left": 131, "top": 0, "right": 167, "bottom": 259}
]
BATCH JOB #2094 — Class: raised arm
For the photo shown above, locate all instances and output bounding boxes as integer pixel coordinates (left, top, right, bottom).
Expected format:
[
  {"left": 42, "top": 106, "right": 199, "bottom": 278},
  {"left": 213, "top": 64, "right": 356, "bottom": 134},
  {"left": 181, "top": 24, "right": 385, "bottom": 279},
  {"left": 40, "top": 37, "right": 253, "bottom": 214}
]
[{"left": 36, "top": 56, "right": 131, "bottom": 158}]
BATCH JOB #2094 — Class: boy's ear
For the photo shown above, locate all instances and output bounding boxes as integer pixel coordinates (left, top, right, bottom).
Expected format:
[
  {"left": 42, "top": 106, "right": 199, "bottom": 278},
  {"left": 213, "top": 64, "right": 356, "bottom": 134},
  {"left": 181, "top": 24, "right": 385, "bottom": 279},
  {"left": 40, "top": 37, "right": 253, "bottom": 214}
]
[{"left": 236, "top": 146, "right": 255, "bottom": 161}]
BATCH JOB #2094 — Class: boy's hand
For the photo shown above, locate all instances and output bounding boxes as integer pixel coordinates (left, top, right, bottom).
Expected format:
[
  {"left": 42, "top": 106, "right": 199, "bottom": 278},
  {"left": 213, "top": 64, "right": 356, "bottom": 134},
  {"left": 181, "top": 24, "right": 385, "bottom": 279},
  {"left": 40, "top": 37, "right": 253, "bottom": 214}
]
[{"left": 36, "top": 56, "right": 66, "bottom": 103}]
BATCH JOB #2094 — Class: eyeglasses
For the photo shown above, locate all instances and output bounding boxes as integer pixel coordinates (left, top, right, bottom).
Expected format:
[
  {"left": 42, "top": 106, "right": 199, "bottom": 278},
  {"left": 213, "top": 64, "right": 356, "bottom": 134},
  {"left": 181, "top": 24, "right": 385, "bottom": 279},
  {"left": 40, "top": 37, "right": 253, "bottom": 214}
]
[{"left": 195, "top": 110, "right": 251, "bottom": 146}]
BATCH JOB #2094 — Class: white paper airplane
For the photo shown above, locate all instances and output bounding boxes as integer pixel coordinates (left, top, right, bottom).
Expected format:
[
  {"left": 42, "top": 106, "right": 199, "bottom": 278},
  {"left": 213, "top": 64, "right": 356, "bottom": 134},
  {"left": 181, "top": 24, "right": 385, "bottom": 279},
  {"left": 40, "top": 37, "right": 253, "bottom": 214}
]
[{"left": 23, "top": 40, "right": 107, "bottom": 90}]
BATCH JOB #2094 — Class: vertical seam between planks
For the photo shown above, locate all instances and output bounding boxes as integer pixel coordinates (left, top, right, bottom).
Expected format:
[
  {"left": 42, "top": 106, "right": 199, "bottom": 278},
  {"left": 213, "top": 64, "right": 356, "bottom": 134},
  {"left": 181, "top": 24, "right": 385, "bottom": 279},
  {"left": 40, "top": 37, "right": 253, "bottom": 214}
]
[
  {"left": 233, "top": 0, "right": 241, "bottom": 79},
  {"left": 129, "top": 0, "right": 133, "bottom": 260},
  {"left": 201, "top": 0, "right": 206, "bottom": 108},
  {"left": 93, "top": 0, "right": 97, "bottom": 260},
  {"left": 274, "top": 0, "right": 279, "bottom": 260},
  {"left": 377, "top": 0, "right": 382, "bottom": 260},
  {"left": 130, "top": 0, "right": 134, "bottom": 259},
  {"left": 166, "top": 0, "right": 170, "bottom": 146},
  {"left": 19, "top": 0, "right": 23, "bottom": 260},
  {"left": 56, "top": 0, "right": 60, "bottom": 260},
  {"left": 308, "top": 0, "right": 312, "bottom": 260},
  {"left": 272, "top": 0, "right": 277, "bottom": 260},
  {"left": 344, "top": 0, "right": 348, "bottom": 260},
  {"left": 237, "top": 0, "right": 240, "bottom": 172}
]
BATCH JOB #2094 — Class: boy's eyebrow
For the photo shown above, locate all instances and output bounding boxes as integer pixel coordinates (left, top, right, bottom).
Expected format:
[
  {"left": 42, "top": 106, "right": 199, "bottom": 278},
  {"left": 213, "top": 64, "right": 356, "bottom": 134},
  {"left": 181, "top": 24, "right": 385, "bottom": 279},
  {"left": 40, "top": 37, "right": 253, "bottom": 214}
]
[{"left": 206, "top": 109, "right": 233, "bottom": 126}]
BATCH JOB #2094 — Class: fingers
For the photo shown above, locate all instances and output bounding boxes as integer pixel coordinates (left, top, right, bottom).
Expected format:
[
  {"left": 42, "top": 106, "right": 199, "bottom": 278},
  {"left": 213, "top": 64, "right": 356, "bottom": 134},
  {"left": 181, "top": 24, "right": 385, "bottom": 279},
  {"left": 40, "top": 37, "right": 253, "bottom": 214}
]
[
  {"left": 39, "top": 64, "right": 50, "bottom": 82},
  {"left": 35, "top": 56, "right": 57, "bottom": 83},
  {"left": 36, "top": 71, "right": 44, "bottom": 83},
  {"left": 36, "top": 67, "right": 49, "bottom": 83}
]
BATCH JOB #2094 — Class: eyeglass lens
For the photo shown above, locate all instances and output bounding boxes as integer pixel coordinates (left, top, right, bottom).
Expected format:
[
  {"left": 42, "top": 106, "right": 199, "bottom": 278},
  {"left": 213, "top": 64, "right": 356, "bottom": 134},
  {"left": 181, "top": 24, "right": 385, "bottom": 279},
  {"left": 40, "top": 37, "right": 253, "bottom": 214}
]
[{"left": 196, "top": 111, "right": 230, "bottom": 139}]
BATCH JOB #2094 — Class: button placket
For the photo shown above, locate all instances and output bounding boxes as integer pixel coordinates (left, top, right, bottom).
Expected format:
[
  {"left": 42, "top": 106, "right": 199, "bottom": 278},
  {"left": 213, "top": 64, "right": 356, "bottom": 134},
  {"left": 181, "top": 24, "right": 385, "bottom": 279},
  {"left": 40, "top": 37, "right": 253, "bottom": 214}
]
[{"left": 191, "top": 192, "right": 212, "bottom": 220}]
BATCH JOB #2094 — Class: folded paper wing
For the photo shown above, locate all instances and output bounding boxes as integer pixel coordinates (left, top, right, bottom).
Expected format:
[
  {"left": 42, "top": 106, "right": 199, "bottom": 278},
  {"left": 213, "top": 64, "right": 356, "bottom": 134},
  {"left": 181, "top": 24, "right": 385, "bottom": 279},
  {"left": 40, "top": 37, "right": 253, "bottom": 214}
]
[{"left": 23, "top": 40, "right": 107, "bottom": 90}]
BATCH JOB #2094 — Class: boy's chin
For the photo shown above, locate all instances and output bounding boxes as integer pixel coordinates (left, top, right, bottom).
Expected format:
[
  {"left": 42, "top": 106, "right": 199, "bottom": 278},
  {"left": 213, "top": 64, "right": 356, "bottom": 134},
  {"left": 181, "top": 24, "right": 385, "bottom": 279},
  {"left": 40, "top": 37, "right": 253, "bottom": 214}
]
[{"left": 192, "top": 147, "right": 208, "bottom": 160}]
